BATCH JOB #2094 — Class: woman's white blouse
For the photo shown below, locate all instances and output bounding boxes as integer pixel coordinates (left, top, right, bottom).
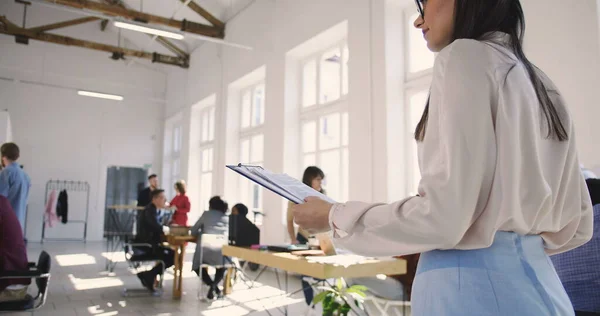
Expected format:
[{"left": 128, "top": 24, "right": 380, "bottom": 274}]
[{"left": 329, "top": 36, "right": 593, "bottom": 256}]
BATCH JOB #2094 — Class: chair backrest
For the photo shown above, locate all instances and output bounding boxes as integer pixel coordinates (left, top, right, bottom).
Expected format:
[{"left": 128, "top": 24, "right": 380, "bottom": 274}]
[{"left": 36, "top": 251, "right": 51, "bottom": 294}]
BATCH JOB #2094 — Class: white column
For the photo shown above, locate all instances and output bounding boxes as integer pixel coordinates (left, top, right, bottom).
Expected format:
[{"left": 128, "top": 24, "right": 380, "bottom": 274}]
[
  {"left": 262, "top": 53, "right": 287, "bottom": 244},
  {"left": 346, "top": 0, "right": 374, "bottom": 202}
]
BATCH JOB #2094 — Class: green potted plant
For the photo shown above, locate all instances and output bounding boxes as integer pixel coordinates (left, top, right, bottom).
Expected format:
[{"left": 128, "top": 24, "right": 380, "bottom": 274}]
[{"left": 312, "top": 279, "right": 368, "bottom": 316}]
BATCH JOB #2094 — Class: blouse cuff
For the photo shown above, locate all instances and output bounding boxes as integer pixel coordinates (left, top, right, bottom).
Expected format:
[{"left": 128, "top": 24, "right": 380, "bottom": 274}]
[{"left": 328, "top": 203, "right": 349, "bottom": 238}]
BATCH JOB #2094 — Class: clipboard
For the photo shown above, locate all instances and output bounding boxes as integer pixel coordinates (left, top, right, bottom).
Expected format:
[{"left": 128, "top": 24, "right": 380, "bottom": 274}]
[{"left": 226, "top": 163, "right": 336, "bottom": 204}]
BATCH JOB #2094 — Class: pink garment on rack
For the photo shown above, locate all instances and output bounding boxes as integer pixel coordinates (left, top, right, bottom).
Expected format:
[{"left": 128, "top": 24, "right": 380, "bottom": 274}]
[{"left": 44, "top": 190, "right": 58, "bottom": 228}]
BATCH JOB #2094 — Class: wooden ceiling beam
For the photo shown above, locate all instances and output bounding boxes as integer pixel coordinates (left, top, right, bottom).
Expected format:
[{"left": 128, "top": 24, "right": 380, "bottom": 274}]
[
  {"left": 43, "top": 0, "right": 224, "bottom": 38},
  {"left": 179, "top": 0, "right": 224, "bottom": 30},
  {"left": 27, "top": 16, "right": 100, "bottom": 33},
  {"left": 0, "top": 16, "right": 189, "bottom": 68},
  {"left": 101, "top": 0, "right": 189, "bottom": 61}
]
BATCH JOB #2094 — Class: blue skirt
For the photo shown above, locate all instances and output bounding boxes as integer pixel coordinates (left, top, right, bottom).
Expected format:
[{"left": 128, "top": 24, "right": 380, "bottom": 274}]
[{"left": 412, "top": 232, "right": 574, "bottom": 316}]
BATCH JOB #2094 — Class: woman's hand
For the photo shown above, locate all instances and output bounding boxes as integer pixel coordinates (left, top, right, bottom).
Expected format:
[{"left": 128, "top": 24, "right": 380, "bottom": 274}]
[{"left": 292, "top": 196, "right": 334, "bottom": 234}]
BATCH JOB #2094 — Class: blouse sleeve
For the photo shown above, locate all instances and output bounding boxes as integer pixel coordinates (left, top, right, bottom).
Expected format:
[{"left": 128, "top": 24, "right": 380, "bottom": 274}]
[
  {"left": 181, "top": 196, "right": 191, "bottom": 213},
  {"left": 329, "top": 40, "right": 498, "bottom": 256}
]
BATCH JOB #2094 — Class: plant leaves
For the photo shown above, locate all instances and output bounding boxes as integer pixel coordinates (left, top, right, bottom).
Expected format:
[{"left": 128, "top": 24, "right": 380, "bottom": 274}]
[
  {"left": 348, "top": 285, "right": 368, "bottom": 292},
  {"left": 346, "top": 288, "right": 367, "bottom": 297},
  {"left": 336, "top": 278, "right": 343, "bottom": 290},
  {"left": 312, "top": 291, "right": 328, "bottom": 305}
]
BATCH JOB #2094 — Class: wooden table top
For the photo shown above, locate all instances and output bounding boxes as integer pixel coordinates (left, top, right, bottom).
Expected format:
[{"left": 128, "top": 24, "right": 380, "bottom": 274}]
[
  {"left": 107, "top": 205, "right": 177, "bottom": 211},
  {"left": 106, "top": 205, "right": 145, "bottom": 210},
  {"left": 222, "top": 245, "right": 406, "bottom": 279}
]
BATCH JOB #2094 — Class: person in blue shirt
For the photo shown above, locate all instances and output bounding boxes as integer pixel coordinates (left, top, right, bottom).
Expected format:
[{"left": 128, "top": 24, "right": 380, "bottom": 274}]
[{"left": 0, "top": 143, "right": 31, "bottom": 234}]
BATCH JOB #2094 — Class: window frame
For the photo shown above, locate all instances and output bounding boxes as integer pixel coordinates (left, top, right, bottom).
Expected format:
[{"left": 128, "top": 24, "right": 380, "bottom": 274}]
[
  {"left": 240, "top": 81, "right": 266, "bottom": 131},
  {"left": 300, "top": 105, "right": 349, "bottom": 202},
  {"left": 300, "top": 39, "right": 349, "bottom": 109},
  {"left": 403, "top": 8, "right": 435, "bottom": 81},
  {"left": 198, "top": 104, "right": 216, "bottom": 212},
  {"left": 403, "top": 4, "right": 434, "bottom": 196},
  {"left": 238, "top": 80, "right": 266, "bottom": 225},
  {"left": 167, "top": 123, "right": 183, "bottom": 198}
]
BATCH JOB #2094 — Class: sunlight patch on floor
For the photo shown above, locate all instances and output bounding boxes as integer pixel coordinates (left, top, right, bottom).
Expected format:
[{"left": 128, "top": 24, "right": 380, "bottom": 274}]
[
  {"left": 56, "top": 253, "right": 97, "bottom": 266},
  {"left": 68, "top": 274, "right": 124, "bottom": 291}
]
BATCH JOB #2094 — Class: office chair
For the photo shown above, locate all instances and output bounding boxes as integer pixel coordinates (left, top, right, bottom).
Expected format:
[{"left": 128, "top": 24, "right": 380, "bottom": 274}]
[
  {"left": 0, "top": 251, "right": 51, "bottom": 313},
  {"left": 122, "top": 243, "right": 165, "bottom": 297},
  {"left": 196, "top": 233, "right": 236, "bottom": 300}
]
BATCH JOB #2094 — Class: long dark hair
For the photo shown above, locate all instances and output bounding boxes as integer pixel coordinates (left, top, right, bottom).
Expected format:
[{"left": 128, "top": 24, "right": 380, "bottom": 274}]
[
  {"left": 302, "top": 166, "right": 325, "bottom": 194},
  {"left": 415, "top": 0, "right": 567, "bottom": 142}
]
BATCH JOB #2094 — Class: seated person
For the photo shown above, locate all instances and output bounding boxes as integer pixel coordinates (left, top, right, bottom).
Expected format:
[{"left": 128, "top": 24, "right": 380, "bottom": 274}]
[
  {"left": 551, "top": 178, "right": 600, "bottom": 316},
  {"left": 0, "top": 195, "right": 30, "bottom": 302},
  {"left": 134, "top": 189, "right": 175, "bottom": 292},
  {"left": 191, "top": 196, "right": 230, "bottom": 300},
  {"left": 229, "top": 203, "right": 260, "bottom": 247}
]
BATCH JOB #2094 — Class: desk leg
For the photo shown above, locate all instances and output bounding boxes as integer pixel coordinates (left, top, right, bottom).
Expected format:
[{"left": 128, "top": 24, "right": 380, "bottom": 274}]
[
  {"left": 172, "top": 244, "right": 185, "bottom": 299},
  {"left": 284, "top": 270, "right": 288, "bottom": 316},
  {"left": 224, "top": 267, "right": 233, "bottom": 295},
  {"left": 178, "top": 245, "right": 186, "bottom": 296},
  {"left": 172, "top": 246, "right": 181, "bottom": 299}
]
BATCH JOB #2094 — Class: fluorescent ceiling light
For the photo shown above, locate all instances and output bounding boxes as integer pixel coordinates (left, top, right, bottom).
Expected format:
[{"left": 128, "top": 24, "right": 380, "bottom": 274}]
[
  {"left": 114, "top": 21, "right": 184, "bottom": 40},
  {"left": 78, "top": 90, "right": 124, "bottom": 101}
]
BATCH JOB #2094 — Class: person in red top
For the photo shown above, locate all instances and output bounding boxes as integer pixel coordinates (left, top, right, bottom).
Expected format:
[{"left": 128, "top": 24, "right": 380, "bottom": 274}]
[{"left": 169, "top": 181, "right": 190, "bottom": 226}]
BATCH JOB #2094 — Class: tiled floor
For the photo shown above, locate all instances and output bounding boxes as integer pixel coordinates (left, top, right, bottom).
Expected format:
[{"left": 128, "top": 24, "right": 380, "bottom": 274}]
[{"left": 9, "top": 241, "right": 320, "bottom": 316}]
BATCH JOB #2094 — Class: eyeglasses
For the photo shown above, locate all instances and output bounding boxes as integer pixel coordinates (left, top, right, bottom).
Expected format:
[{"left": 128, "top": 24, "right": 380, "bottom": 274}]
[{"left": 415, "top": 0, "right": 425, "bottom": 18}]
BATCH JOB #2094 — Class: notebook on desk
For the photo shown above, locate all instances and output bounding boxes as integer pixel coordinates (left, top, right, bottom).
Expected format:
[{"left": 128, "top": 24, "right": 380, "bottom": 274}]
[{"left": 266, "top": 244, "right": 310, "bottom": 252}]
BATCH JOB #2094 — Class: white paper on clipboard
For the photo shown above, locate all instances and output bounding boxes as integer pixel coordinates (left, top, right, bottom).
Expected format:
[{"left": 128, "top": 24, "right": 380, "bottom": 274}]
[{"left": 226, "top": 164, "right": 336, "bottom": 204}]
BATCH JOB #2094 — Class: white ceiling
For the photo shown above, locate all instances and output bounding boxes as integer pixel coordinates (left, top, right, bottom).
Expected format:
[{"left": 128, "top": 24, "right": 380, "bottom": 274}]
[{"left": 1, "top": 0, "right": 254, "bottom": 68}]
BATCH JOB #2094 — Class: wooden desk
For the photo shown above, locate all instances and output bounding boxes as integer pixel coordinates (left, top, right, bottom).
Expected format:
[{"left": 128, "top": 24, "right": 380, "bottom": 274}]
[
  {"left": 166, "top": 235, "right": 196, "bottom": 299},
  {"left": 221, "top": 245, "right": 406, "bottom": 280}
]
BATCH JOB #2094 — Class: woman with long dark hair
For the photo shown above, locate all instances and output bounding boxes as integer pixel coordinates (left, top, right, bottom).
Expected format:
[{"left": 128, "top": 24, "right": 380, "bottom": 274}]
[
  {"left": 293, "top": 1, "right": 593, "bottom": 315},
  {"left": 287, "top": 166, "right": 325, "bottom": 245},
  {"left": 286, "top": 166, "right": 325, "bottom": 307}
]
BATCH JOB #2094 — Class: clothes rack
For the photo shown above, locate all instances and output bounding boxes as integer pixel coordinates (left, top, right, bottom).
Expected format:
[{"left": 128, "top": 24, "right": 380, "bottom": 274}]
[{"left": 41, "top": 180, "right": 90, "bottom": 243}]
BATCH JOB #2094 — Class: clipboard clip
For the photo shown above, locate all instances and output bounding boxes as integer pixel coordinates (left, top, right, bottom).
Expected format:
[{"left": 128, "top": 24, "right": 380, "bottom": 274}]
[{"left": 237, "top": 163, "right": 264, "bottom": 169}]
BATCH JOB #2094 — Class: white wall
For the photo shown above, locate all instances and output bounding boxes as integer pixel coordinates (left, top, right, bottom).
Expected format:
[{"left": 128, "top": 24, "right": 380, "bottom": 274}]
[
  {"left": 522, "top": 0, "right": 600, "bottom": 170},
  {"left": 165, "top": 0, "right": 600, "bottom": 244},
  {"left": 0, "top": 2, "right": 167, "bottom": 241}
]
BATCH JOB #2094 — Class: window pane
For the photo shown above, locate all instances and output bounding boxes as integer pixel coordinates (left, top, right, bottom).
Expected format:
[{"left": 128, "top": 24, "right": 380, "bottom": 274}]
[
  {"left": 409, "top": 90, "right": 428, "bottom": 194},
  {"left": 202, "top": 148, "right": 213, "bottom": 172},
  {"left": 252, "top": 184, "right": 261, "bottom": 209},
  {"left": 201, "top": 149, "right": 208, "bottom": 172},
  {"left": 200, "top": 172, "right": 212, "bottom": 211},
  {"left": 202, "top": 113, "right": 209, "bottom": 142},
  {"left": 173, "top": 126, "right": 181, "bottom": 153},
  {"left": 319, "top": 150, "right": 341, "bottom": 201},
  {"left": 319, "top": 113, "right": 341, "bottom": 150},
  {"left": 239, "top": 178, "right": 249, "bottom": 210},
  {"left": 342, "top": 148, "right": 349, "bottom": 201},
  {"left": 172, "top": 158, "right": 180, "bottom": 177},
  {"left": 303, "top": 154, "right": 316, "bottom": 170},
  {"left": 302, "top": 121, "right": 317, "bottom": 153},
  {"left": 208, "top": 107, "right": 215, "bottom": 141},
  {"left": 241, "top": 91, "right": 251, "bottom": 128},
  {"left": 302, "top": 59, "right": 317, "bottom": 107},
  {"left": 342, "top": 44, "right": 349, "bottom": 95},
  {"left": 252, "top": 84, "right": 265, "bottom": 126},
  {"left": 407, "top": 12, "right": 435, "bottom": 73},
  {"left": 240, "top": 139, "right": 250, "bottom": 163},
  {"left": 320, "top": 48, "right": 341, "bottom": 104},
  {"left": 342, "top": 112, "right": 349, "bottom": 146},
  {"left": 250, "top": 134, "right": 264, "bottom": 163}
]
